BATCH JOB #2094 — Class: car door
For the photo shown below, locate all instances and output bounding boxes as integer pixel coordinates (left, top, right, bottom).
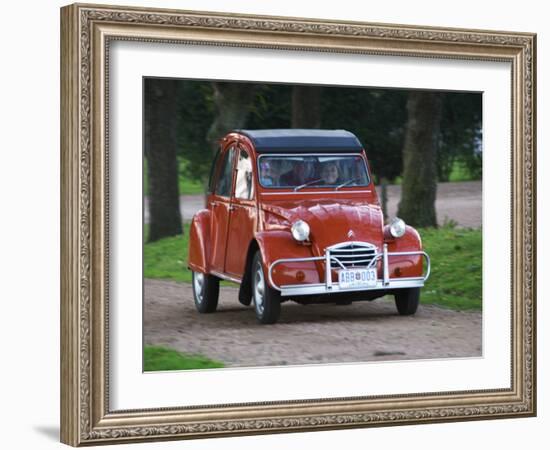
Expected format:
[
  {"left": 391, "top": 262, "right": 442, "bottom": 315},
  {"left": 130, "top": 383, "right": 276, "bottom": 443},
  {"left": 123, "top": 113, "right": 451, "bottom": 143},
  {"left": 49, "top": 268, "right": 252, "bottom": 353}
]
[
  {"left": 224, "top": 146, "right": 257, "bottom": 277},
  {"left": 209, "top": 145, "right": 236, "bottom": 273}
]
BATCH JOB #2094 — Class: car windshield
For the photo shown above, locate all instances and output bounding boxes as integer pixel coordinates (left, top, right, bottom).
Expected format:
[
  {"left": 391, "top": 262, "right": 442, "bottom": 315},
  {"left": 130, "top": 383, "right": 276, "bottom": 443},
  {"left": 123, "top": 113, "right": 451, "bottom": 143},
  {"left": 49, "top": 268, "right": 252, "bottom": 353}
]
[{"left": 258, "top": 154, "right": 370, "bottom": 189}]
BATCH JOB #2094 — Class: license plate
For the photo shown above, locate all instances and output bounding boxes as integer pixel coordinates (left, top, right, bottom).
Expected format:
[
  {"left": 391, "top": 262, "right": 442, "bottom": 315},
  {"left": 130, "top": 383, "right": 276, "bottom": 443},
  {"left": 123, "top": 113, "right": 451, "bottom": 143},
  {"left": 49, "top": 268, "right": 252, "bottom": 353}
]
[{"left": 338, "top": 268, "right": 377, "bottom": 289}]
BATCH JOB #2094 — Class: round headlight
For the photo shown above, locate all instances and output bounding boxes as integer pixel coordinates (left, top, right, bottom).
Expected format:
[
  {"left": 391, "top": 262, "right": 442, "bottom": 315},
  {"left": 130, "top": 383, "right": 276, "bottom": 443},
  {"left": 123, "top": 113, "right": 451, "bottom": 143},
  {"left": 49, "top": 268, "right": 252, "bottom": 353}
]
[
  {"left": 389, "top": 217, "right": 406, "bottom": 238},
  {"left": 291, "top": 220, "right": 310, "bottom": 242}
]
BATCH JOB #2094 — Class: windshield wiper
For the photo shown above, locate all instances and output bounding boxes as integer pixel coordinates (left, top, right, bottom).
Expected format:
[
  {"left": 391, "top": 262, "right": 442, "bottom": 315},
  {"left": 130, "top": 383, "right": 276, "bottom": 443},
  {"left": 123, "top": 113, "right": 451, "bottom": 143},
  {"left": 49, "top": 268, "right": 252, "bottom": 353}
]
[
  {"left": 335, "top": 178, "right": 360, "bottom": 190},
  {"left": 294, "top": 178, "right": 323, "bottom": 192}
]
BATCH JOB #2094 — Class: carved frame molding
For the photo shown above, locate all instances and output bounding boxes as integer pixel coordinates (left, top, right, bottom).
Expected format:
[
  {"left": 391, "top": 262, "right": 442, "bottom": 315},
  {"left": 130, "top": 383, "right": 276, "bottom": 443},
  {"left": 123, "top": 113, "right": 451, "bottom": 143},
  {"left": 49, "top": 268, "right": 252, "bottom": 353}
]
[{"left": 61, "top": 3, "right": 536, "bottom": 446}]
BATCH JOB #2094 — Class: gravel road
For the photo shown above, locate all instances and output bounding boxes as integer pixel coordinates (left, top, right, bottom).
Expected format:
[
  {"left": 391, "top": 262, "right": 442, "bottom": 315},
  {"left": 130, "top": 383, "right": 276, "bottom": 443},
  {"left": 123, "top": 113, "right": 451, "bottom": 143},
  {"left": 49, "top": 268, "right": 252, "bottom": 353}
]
[
  {"left": 144, "top": 279, "right": 482, "bottom": 367},
  {"left": 380, "top": 181, "right": 482, "bottom": 228},
  {"left": 144, "top": 180, "right": 482, "bottom": 228}
]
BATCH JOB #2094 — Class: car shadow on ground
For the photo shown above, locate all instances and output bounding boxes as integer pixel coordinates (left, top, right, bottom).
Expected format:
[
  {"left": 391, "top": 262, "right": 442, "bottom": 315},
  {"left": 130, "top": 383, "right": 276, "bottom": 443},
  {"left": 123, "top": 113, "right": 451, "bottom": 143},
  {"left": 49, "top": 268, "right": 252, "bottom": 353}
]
[{"left": 201, "top": 300, "right": 409, "bottom": 325}]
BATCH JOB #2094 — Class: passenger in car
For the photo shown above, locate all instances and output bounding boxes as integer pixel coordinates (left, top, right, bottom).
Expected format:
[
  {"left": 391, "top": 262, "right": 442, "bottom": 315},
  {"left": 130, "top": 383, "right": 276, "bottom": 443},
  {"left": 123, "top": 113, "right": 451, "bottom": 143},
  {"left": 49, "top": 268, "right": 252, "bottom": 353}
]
[{"left": 259, "top": 160, "right": 276, "bottom": 186}]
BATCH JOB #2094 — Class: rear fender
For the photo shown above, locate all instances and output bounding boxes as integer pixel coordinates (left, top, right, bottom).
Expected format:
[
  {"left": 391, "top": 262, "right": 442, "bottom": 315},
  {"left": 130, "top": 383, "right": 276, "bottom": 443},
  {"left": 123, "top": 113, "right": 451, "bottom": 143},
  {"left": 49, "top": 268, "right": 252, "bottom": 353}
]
[{"left": 188, "top": 210, "right": 211, "bottom": 273}]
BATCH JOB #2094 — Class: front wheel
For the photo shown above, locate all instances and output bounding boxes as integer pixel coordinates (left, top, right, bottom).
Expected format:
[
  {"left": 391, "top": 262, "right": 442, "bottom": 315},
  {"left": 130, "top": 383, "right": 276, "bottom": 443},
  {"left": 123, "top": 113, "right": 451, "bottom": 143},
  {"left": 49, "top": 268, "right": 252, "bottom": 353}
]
[
  {"left": 394, "top": 288, "right": 420, "bottom": 315},
  {"left": 192, "top": 271, "right": 219, "bottom": 313},
  {"left": 251, "top": 252, "right": 281, "bottom": 324}
]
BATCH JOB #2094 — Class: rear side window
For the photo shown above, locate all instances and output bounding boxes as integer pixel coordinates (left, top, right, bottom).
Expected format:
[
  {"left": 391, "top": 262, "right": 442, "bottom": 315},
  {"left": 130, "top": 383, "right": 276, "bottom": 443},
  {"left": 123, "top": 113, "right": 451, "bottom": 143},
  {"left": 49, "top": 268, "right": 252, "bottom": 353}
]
[
  {"left": 234, "top": 149, "right": 254, "bottom": 200},
  {"left": 215, "top": 147, "right": 235, "bottom": 197},
  {"left": 207, "top": 148, "right": 221, "bottom": 194}
]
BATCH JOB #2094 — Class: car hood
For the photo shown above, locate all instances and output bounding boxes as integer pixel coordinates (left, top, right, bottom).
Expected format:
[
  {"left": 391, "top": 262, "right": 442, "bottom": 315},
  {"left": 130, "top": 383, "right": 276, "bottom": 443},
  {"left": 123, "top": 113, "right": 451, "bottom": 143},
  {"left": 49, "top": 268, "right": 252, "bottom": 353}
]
[{"left": 261, "top": 199, "right": 385, "bottom": 253}]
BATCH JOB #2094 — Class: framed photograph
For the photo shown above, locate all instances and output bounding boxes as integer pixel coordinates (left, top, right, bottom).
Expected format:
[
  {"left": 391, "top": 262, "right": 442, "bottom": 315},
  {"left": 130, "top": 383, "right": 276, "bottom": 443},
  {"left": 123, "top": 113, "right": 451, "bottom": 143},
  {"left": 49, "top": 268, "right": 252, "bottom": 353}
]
[{"left": 60, "top": 3, "right": 536, "bottom": 446}]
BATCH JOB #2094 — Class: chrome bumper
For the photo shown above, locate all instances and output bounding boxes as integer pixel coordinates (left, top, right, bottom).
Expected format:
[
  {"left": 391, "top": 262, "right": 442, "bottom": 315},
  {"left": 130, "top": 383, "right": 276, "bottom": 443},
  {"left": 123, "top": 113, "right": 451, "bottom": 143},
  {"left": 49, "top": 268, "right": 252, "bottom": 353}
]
[{"left": 268, "top": 243, "right": 430, "bottom": 297}]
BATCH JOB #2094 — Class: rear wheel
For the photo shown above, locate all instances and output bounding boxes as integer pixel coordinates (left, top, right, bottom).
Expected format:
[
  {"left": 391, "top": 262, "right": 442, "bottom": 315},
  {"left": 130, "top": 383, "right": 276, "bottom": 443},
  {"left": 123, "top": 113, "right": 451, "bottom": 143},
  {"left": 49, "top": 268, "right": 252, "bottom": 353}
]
[
  {"left": 251, "top": 251, "right": 281, "bottom": 324},
  {"left": 394, "top": 288, "right": 420, "bottom": 315},
  {"left": 192, "top": 271, "right": 219, "bottom": 313}
]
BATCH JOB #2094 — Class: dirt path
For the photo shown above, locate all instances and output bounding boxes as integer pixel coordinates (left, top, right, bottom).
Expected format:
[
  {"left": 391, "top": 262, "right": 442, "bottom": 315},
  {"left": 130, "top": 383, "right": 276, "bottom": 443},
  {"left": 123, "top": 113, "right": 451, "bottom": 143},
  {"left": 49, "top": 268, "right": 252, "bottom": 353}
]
[
  {"left": 144, "top": 180, "right": 482, "bottom": 228},
  {"left": 144, "top": 279, "right": 482, "bottom": 368}
]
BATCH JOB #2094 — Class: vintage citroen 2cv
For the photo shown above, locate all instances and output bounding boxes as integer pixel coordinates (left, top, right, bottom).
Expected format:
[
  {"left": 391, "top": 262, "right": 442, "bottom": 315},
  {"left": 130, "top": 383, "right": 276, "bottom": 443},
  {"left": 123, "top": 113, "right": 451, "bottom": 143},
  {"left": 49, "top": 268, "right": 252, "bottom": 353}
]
[{"left": 188, "top": 129, "right": 430, "bottom": 324}]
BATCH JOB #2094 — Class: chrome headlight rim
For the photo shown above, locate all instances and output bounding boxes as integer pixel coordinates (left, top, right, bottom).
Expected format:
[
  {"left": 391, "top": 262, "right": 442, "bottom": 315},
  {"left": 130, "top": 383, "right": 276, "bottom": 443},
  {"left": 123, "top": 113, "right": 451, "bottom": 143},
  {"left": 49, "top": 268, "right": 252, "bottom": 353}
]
[
  {"left": 291, "top": 220, "right": 310, "bottom": 242},
  {"left": 389, "top": 217, "right": 406, "bottom": 238}
]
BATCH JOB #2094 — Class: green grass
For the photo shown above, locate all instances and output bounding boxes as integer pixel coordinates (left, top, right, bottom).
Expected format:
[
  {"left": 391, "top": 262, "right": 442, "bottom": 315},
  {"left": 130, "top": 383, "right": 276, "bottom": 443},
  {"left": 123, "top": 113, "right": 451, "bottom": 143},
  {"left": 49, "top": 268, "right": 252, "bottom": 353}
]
[
  {"left": 419, "top": 226, "right": 482, "bottom": 311},
  {"left": 448, "top": 161, "right": 478, "bottom": 182},
  {"left": 143, "top": 223, "right": 482, "bottom": 311},
  {"left": 179, "top": 177, "right": 205, "bottom": 195},
  {"left": 143, "top": 223, "right": 232, "bottom": 286},
  {"left": 144, "top": 345, "right": 224, "bottom": 371},
  {"left": 144, "top": 158, "right": 206, "bottom": 196},
  {"left": 177, "top": 158, "right": 207, "bottom": 194},
  {"left": 144, "top": 224, "right": 192, "bottom": 283},
  {"left": 391, "top": 161, "right": 480, "bottom": 185}
]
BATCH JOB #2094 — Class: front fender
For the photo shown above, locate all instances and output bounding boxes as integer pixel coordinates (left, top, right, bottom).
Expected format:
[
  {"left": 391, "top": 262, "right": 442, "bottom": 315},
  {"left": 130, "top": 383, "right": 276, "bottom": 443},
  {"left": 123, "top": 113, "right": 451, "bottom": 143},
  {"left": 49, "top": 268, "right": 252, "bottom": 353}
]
[
  {"left": 188, "top": 210, "right": 211, "bottom": 273},
  {"left": 255, "top": 231, "right": 320, "bottom": 288},
  {"left": 385, "top": 225, "right": 424, "bottom": 278}
]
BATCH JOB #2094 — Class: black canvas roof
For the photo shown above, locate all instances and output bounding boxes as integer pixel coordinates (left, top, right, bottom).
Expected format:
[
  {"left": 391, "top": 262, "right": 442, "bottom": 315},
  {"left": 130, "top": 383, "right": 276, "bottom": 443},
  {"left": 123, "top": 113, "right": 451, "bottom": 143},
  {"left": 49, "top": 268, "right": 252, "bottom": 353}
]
[{"left": 235, "top": 129, "right": 363, "bottom": 153}]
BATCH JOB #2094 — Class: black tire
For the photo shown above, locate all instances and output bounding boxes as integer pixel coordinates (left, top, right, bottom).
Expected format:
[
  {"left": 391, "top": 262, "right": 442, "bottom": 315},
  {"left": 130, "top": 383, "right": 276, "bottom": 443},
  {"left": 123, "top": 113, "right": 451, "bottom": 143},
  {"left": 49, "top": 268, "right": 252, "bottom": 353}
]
[
  {"left": 251, "top": 251, "right": 281, "bottom": 324},
  {"left": 192, "top": 270, "right": 219, "bottom": 313},
  {"left": 394, "top": 288, "right": 420, "bottom": 315}
]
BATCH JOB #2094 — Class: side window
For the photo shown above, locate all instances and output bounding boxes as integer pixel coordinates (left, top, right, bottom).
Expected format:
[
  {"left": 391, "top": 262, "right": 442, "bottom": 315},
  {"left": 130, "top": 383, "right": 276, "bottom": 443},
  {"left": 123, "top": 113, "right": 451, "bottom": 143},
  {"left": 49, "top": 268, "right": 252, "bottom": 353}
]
[
  {"left": 234, "top": 149, "right": 254, "bottom": 200},
  {"left": 215, "top": 147, "right": 235, "bottom": 197},
  {"left": 207, "top": 147, "right": 221, "bottom": 194}
]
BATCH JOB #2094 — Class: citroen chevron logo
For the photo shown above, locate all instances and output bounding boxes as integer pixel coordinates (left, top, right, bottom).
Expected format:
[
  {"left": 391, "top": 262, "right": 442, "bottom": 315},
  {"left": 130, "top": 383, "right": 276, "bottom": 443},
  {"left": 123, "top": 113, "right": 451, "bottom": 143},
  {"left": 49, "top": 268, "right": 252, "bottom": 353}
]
[{"left": 347, "top": 229, "right": 355, "bottom": 239}]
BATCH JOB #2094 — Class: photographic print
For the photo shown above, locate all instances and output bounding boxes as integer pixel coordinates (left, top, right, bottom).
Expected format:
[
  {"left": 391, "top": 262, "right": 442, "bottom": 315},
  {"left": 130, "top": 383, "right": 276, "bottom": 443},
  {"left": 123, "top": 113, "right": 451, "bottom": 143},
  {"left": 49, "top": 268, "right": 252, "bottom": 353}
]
[
  {"left": 142, "top": 79, "right": 483, "bottom": 371},
  {"left": 61, "top": 3, "right": 535, "bottom": 445}
]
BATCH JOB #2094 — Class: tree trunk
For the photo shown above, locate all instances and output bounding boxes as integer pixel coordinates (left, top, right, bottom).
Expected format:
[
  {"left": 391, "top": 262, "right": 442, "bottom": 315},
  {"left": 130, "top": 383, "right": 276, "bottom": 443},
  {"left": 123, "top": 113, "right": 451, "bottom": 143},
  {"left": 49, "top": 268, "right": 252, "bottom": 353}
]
[
  {"left": 291, "top": 85, "right": 322, "bottom": 128},
  {"left": 397, "top": 91, "right": 443, "bottom": 228},
  {"left": 144, "top": 78, "right": 183, "bottom": 242},
  {"left": 207, "top": 82, "right": 258, "bottom": 152}
]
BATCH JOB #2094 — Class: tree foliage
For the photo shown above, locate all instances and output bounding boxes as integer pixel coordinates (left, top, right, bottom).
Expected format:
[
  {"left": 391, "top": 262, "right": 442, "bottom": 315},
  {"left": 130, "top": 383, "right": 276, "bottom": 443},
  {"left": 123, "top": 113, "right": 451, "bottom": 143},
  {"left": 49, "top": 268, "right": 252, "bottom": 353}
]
[
  {"left": 145, "top": 79, "right": 482, "bottom": 232},
  {"left": 322, "top": 88, "right": 408, "bottom": 181},
  {"left": 437, "top": 92, "right": 483, "bottom": 181},
  {"left": 175, "top": 81, "right": 215, "bottom": 186},
  {"left": 169, "top": 80, "right": 481, "bottom": 186},
  {"left": 206, "top": 82, "right": 258, "bottom": 151},
  {"left": 292, "top": 85, "right": 322, "bottom": 128}
]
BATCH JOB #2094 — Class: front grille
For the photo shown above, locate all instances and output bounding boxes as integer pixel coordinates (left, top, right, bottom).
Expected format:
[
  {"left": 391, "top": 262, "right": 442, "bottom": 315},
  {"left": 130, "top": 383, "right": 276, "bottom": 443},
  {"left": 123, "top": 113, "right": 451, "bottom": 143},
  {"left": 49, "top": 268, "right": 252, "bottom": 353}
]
[{"left": 328, "top": 242, "right": 377, "bottom": 269}]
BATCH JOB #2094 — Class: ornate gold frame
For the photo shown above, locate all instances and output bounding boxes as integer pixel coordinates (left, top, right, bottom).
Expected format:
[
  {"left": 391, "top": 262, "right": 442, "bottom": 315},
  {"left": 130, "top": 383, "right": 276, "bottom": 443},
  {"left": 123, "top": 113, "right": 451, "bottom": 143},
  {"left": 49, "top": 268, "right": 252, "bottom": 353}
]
[{"left": 60, "top": 3, "right": 536, "bottom": 446}]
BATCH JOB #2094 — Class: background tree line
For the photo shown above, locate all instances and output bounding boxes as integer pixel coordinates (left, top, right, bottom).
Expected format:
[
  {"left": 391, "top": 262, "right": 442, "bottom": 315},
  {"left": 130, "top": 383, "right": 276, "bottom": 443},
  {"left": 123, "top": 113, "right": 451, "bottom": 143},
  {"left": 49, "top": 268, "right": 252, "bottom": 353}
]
[{"left": 144, "top": 79, "right": 482, "bottom": 242}]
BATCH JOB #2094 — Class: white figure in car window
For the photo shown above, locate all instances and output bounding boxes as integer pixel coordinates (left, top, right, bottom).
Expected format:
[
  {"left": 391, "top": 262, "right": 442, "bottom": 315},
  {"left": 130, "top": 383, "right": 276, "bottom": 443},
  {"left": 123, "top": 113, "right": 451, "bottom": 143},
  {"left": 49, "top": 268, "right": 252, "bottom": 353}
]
[{"left": 320, "top": 162, "right": 341, "bottom": 185}]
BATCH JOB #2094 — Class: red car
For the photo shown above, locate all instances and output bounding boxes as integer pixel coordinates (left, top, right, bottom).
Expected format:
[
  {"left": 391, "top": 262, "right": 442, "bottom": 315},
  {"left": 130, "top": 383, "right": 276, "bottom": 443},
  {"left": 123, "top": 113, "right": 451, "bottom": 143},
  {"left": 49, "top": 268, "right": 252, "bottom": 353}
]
[{"left": 188, "top": 129, "right": 430, "bottom": 324}]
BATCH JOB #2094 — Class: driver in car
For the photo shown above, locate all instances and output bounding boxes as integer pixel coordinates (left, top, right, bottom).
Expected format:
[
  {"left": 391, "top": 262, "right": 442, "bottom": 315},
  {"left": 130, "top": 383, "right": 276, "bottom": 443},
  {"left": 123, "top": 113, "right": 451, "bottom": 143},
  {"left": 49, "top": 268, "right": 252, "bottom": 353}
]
[
  {"left": 279, "top": 159, "right": 310, "bottom": 187},
  {"left": 320, "top": 161, "right": 341, "bottom": 185}
]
